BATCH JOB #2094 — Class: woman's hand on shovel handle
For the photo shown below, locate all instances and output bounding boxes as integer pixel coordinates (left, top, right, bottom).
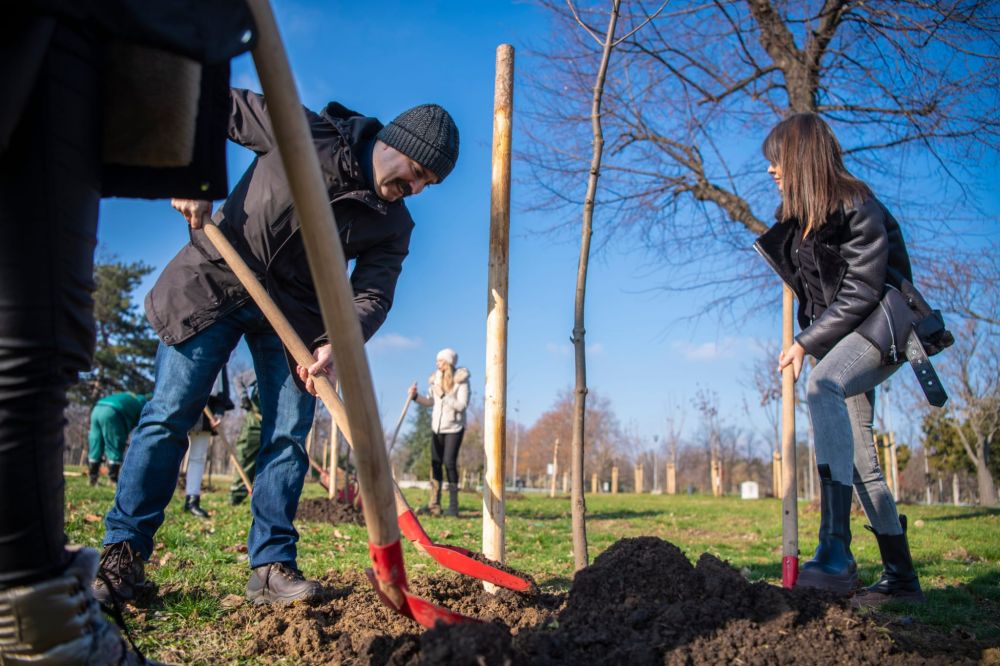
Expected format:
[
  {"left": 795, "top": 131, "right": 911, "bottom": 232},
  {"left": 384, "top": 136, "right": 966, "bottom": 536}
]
[
  {"left": 297, "top": 343, "right": 335, "bottom": 396},
  {"left": 778, "top": 341, "right": 805, "bottom": 382},
  {"left": 171, "top": 198, "right": 213, "bottom": 229}
]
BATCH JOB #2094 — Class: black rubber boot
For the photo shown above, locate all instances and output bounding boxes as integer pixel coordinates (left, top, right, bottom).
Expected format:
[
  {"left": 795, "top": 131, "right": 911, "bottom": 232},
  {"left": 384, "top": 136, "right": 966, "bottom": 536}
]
[
  {"left": 183, "top": 495, "right": 210, "bottom": 519},
  {"left": 88, "top": 461, "right": 101, "bottom": 486},
  {"left": 796, "top": 466, "right": 859, "bottom": 593},
  {"left": 853, "top": 515, "right": 926, "bottom": 607},
  {"left": 246, "top": 562, "right": 321, "bottom": 605},
  {"left": 446, "top": 483, "right": 459, "bottom": 517},
  {"left": 107, "top": 462, "right": 121, "bottom": 484}
]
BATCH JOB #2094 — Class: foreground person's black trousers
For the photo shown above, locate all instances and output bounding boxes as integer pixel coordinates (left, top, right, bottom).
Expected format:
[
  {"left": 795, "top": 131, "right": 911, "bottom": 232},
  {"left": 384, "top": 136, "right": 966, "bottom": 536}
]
[{"left": 0, "top": 21, "right": 101, "bottom": 587}]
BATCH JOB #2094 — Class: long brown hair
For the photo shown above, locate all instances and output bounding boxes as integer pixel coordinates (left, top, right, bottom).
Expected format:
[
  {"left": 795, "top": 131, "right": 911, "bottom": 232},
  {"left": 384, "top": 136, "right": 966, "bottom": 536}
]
[{"left": 762, "top": 113, "right": 872, "bottom": 235}]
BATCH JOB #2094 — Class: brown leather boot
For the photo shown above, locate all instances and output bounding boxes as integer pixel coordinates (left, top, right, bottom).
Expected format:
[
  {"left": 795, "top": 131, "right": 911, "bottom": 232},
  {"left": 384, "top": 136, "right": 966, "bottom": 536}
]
[
  {"left": 425, "top": 479, "right": 442, "bottom": 516},
  {"left": 246, "top": 562, "right": 321, "bottom": 605},
  {"left": 92, "top": 541, "right": 150, "bottom": 604}
]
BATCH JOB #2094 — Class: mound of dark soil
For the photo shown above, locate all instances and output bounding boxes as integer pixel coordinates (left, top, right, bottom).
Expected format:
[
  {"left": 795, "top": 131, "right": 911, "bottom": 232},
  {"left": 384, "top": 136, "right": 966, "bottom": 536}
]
[
  {"left": 297, "top": 497, "right": 365, "bottom": 526},
  {"left": 235, "top": 537, "right": 972, "bottom": 665}
]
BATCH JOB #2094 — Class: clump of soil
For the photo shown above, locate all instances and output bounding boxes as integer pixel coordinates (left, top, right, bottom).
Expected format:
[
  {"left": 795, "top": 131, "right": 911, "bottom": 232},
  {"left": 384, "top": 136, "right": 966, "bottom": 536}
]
[
  {"left": 297, "top": 497, "right": 365, "bottom": 526},
  {"left": 235, "top": 537, "right": 972, "bottom": 665}
]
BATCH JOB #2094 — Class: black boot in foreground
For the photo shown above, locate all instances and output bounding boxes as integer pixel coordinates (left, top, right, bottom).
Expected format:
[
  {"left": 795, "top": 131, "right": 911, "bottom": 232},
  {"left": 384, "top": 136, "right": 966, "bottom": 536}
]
[
  {"left": 796, "top": 466, "right": 859, "bottom": 593},
  {"left": 853, "top": 514, "right": 926, "bottom": 607}
]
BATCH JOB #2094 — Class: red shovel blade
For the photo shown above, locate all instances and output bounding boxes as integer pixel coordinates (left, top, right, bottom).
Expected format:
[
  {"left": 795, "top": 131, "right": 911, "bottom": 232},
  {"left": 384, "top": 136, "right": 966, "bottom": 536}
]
[
  {"left": 397, "top": 509, "right": 533, "bottom": 593},
  {"left": 367, "top": 540, "right": 478, "bottom": 628}
]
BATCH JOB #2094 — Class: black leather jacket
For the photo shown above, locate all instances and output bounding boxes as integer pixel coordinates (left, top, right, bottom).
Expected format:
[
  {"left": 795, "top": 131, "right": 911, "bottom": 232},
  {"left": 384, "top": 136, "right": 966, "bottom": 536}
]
[{"left": 753, "top": 197, "right": 913, "bottom": 359}]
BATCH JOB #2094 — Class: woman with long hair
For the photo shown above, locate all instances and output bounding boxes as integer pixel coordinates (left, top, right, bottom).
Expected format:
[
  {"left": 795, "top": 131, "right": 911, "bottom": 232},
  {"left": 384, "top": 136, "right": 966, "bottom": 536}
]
[
  {"left": 408, "top": 348, "right": 470, "bottom": 517},
  {"left": 754, "top": 113, "right": 924, "bottom": 606}
]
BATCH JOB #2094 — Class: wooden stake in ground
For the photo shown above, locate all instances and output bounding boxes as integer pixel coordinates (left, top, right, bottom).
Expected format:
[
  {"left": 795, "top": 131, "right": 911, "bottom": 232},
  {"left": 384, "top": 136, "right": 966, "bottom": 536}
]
[
  {"left": 549, "top": 438, "right": 559, "bottom": 498},
  {"left": 781, "top": 285, "right": 799, "bottom": 588},
  {"left": 591, "top": 472, "right": 599, "bottom": 494},
  {"left": 329, "top": 393, "right": 339, "bottom": 501},
  {"left": 666, "top": 460, "right": 676, "bottom": 495},
  {"left": 634, "top": 464, "right": 643, "bottom": 494},
  {"left": 611, "top": 466, "right": 619, "bottom": 495},
  {"left": 482, "top": 43, "right": 514, "bottom": 592}
]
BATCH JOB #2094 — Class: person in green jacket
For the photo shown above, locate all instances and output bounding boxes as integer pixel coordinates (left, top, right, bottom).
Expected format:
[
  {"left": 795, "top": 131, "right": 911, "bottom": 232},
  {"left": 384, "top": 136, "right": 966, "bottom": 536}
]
[{"left": 88, "top": 392, "right": 150, "bottom": 485}]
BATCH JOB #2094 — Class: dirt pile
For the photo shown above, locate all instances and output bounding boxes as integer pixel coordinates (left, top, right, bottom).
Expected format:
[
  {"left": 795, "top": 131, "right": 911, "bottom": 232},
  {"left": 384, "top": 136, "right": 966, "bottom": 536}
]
[
  {"left": 296, "top": 497, "right": 365, "bottom": 526},
  {"left": 237, "top": 537, "right": 962, "bottom": 665}
]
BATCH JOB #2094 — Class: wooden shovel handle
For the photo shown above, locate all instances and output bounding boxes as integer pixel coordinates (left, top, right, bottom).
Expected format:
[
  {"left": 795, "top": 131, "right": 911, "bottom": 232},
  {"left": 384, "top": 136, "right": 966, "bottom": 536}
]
[
  {"left": 244, "top": 0, "right": 397, "bottom": 546},
  {"left": 203, "top": 406, "right": 253, "bottom": 496}
]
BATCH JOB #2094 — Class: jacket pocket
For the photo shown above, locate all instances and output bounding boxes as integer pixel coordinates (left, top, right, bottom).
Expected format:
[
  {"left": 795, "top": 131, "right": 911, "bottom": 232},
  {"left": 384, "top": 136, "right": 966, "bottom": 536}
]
[{"left": 855, "top": 286, "right": 915, "bottom": 365}]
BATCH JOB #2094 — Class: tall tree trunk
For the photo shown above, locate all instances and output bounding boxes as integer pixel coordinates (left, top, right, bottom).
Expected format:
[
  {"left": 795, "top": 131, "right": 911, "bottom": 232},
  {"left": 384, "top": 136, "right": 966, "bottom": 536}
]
[
  {"left": 570, "top": 0, "right": 621, "bottom": 573},
  {"left": 976, "top": 447, "right": 997, "bottom": 506}
]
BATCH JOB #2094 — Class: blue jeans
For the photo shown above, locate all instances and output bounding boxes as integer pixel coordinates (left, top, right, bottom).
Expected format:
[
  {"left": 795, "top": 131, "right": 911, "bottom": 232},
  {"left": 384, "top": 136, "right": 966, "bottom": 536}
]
[
  {"left": 103, "top": 302, "right": 315, "bottom": 567},
  {"left": 806, "top": 332, "right": 903, "bottom": 535}
]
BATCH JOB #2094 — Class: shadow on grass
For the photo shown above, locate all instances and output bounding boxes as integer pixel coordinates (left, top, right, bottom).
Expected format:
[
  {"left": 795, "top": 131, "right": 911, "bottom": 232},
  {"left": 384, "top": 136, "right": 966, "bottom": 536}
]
[
  {"left": 921, "top": 508, "right": 1000, "bottom": 522},
  {"left": 505, "top": 508, "right": 663, "bottom": 521}
]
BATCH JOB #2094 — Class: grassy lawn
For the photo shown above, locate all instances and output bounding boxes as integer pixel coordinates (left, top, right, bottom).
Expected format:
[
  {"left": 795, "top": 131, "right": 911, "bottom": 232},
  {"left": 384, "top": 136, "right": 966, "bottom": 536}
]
[{"left": 64, "top": 467, "right": 1000, "bottom": 659}]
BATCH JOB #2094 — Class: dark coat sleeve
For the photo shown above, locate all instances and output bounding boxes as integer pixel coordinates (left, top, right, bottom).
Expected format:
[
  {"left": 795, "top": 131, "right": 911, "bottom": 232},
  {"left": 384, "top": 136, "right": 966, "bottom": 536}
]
[{"left": 796, "top": 199, "right": 888, "bottom": 357}]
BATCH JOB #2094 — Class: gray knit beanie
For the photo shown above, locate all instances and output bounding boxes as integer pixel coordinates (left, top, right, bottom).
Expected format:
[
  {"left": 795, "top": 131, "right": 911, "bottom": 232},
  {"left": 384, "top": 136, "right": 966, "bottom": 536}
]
[{"left": 376, "top": 104, "right": 459, "bottom": 181}]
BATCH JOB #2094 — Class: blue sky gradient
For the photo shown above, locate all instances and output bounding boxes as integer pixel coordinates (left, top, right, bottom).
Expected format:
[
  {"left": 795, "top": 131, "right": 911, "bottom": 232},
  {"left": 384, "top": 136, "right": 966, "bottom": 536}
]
[{"left": 95, "top": 1, "right": 996, "bottom": 455}]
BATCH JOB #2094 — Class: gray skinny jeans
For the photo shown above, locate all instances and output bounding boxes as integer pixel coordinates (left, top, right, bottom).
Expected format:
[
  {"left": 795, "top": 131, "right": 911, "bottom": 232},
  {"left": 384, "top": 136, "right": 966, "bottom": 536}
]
[{"left": 806, "top": 332, "right": 903, "bottom": 536}]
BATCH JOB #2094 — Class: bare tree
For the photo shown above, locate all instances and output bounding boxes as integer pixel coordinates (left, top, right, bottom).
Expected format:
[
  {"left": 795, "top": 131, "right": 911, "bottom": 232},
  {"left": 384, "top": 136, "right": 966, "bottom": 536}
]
[
  {"left": 526, "top": 1, "right": 999, "bottom": 318},
  {"left": 937, "top": 318, "right": 999, "bottom": 505},
  {"left": 564, "top": 0, "right": 668, "bottom": 571}
]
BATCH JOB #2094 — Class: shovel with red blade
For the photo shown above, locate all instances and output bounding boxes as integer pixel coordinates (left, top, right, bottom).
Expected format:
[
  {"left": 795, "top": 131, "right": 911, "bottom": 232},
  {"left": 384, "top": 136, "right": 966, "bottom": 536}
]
[{"left": 243, "top": 0, "right": 481, "bottom": 626}]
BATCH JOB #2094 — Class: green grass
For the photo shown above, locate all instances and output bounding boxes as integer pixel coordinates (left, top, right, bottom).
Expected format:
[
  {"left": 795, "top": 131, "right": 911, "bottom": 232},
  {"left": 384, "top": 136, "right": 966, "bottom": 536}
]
[{"left": 64, "top": 467, "right": 1000, "bottom": 659}]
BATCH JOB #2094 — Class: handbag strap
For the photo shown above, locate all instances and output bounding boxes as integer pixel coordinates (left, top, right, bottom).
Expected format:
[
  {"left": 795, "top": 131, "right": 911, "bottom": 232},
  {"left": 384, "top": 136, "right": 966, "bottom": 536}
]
[{"left": 906, "top": 328, "right": 948, "bottom": 407}]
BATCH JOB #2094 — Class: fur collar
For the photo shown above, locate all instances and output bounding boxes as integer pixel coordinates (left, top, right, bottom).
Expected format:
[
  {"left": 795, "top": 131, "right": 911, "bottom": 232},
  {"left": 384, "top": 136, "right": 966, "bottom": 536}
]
[{"left": 429, "top": 367, "right": 470, "bottom": 387}]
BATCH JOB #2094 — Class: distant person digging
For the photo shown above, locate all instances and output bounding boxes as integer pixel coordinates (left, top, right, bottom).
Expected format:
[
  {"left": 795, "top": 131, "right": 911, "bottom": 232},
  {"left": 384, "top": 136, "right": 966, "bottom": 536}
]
[
  {"left": 87, "top": 391, "right": 150, "bottom": 486},
  {"left": 94, "top": 89, "right": 460, "bottom": 607},
  {"left": 408, "top": 348, "right": 470, "bottom": 517}
]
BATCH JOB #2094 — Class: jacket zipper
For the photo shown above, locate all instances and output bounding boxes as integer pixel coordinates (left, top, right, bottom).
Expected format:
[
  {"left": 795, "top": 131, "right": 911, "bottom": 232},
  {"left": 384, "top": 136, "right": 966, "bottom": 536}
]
[{"left": 880, "top": 285, "right": 900, "bottom": 363}]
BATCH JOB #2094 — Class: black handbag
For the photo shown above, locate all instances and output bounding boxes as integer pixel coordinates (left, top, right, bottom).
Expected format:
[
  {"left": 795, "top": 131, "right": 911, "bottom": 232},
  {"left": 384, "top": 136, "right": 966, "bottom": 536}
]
[{"left": 857, "top": 279, "right": 954, "bottom": 406}]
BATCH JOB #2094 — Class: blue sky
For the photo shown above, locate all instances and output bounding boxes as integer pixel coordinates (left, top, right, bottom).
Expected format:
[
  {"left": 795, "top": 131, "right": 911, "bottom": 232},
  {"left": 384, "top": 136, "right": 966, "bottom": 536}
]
[{"left": 96, "top": 1, "right": 992, "bottom": 454}]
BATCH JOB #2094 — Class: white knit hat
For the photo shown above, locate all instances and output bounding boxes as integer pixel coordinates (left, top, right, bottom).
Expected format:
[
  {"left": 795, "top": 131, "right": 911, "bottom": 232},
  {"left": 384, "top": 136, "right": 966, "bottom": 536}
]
[{"left": 436, "top": 348, "right": 458, "bottom": 366}]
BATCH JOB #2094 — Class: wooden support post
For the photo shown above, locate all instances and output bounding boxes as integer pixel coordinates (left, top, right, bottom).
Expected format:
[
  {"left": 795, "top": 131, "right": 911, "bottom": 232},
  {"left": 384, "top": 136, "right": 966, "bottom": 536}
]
[
  {"left": 329, "top": 395, "right": 338, "bottom": 501},
  {"left": 772, "top": 450, "right": 782, "bottom": 499},
  {"left": 611, "top": 466, "right": 619, "bottom": 495},
  {"left": 780, "top": 285, "right": 798, "bottom": 588},
  {"left": 591, "top": 472, "right": 598, "bottom": 494},
  {"left": 330, "top": 413, "right": 340, "bottom": 498},
  {"left": 562, "top": 471, "right": 569, "bottom": 495},
  {"left": 634, "top": 465, "right": 643, "bottom": 494},
  {"left": 549, "top": 438, "right": 559, "bottom": 498},
  {"left": 888, "top": 431, "right": 899, "bottom": 502},
  {"left": 666, "top": 461, "right": 676, "bottom": 495},
  {"left": 482, "top": 44, "right": 514, "bottom": 592}
]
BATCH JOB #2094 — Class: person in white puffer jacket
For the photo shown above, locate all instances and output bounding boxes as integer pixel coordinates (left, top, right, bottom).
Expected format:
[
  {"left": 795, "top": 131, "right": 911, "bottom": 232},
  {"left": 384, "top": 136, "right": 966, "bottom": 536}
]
[{"left": 408, "top": 348, "right": 469, "bottom": 516}]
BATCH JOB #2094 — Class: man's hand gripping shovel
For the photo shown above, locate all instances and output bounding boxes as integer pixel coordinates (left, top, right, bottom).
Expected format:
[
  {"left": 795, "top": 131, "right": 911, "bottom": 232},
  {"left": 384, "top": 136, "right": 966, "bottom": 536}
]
[{"left": 239, "top": 0, "right": 481, "bottom": 626}]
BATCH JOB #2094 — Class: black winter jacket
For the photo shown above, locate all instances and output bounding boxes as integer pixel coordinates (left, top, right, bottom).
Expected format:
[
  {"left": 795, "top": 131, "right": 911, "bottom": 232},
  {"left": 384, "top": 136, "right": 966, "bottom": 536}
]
[
  {"left": 753, "top": 197, "right": 913, "bottom": 359},
  {"left": 145, "top": 90, "right": 414, "bottom": 370}
]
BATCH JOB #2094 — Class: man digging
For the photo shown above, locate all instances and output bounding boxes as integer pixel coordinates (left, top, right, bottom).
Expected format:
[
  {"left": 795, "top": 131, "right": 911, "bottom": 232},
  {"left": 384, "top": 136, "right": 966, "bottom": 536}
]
[{"left": 94, "top": 89, "right": 459, "bottom": 606}]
